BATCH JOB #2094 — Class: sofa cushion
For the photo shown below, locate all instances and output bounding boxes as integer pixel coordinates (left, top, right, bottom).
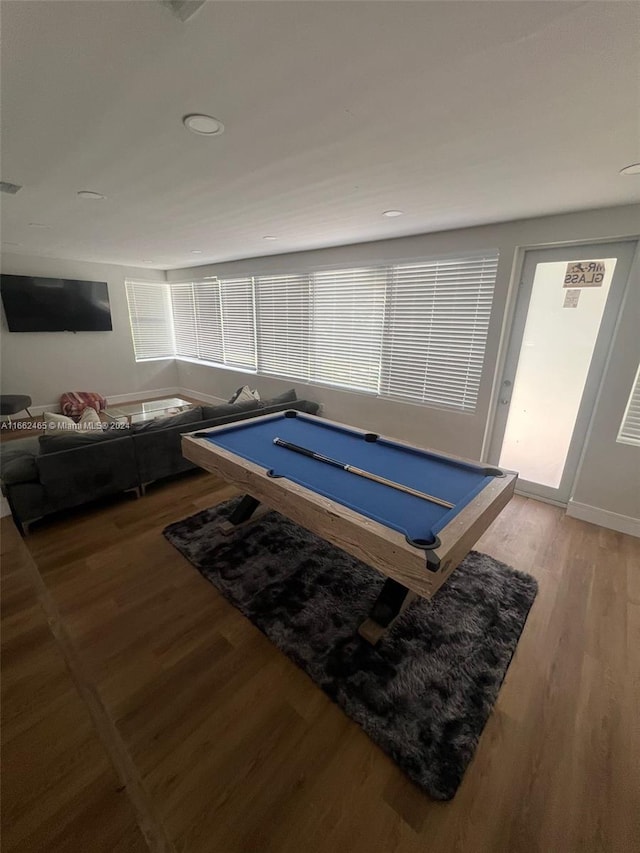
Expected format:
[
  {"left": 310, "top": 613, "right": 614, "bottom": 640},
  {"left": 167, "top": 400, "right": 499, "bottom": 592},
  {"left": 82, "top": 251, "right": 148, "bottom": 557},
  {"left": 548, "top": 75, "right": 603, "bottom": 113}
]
[
  {"left": 38, "top": 428, "right": 123, "bottom": 454},
  {"left": 260, "top": 388, "right": 297, "bottom": 406},
  {"left": 131, "top": 406, "right": 203, "bottom": 434},
  {"left": 0, "top": 437, "right": 40, "bottom": 484},
  {"left": 201, "top": 399, "right": 260, "bottom": 420}
]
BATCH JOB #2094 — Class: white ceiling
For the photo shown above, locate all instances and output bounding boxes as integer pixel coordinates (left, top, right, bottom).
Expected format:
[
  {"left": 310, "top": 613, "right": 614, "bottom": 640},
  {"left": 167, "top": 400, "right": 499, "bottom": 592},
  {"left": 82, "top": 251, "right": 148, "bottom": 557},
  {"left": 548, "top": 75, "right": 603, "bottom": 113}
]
[{"left": 1, "top": 0, "right": 639, "bottom": 270}]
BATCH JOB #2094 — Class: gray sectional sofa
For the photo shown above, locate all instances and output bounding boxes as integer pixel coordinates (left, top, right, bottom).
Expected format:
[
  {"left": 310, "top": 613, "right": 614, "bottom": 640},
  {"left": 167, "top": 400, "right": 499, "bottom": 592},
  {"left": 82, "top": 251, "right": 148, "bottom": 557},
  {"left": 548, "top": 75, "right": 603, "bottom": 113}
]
[{"left": 0, "top": 392, "right": 319, "bottom": 534}]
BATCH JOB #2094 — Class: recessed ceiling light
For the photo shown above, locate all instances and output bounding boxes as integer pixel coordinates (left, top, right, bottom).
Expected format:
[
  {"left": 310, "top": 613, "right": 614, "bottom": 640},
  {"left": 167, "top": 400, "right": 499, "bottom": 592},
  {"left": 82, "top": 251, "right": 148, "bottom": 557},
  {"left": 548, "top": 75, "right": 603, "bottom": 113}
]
[
  {"left": 263, "top": 235, "right": 278, "bottom": 241},
  {"left": 382, "top": 209, "right": 404, "bottom": 217},
  {"left": 619, "top": 163, "right": 640, "bottom": 175},
  {"left": 183, "top": 114, "right": 225, "bottom": 136},
  {"left": 28, "top": 222, "right": 51, "bottom": 228},
  {"left": 77, "top": 190, "right": 106, "bottom": 199},
  {"left": 142, "top": 259, "right": 155, "bottom": 263},
  {"left": 190, "top": 249, "right": 203, "bottom": 254}
]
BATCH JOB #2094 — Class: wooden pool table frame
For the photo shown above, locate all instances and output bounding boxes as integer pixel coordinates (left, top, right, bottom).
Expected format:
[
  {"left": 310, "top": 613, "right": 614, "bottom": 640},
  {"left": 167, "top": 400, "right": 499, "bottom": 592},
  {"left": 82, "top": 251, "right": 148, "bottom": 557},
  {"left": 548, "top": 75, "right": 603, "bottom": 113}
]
[{"left": 182, "top": 412, "right": 517, "bottom": 644}]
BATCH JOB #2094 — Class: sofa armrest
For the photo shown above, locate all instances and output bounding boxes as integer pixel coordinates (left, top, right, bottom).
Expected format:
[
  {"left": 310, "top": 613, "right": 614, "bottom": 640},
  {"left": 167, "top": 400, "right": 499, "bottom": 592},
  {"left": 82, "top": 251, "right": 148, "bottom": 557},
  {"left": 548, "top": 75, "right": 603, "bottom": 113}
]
[{"left": 0, "top": 437, "right": 40, "bottom": 486}]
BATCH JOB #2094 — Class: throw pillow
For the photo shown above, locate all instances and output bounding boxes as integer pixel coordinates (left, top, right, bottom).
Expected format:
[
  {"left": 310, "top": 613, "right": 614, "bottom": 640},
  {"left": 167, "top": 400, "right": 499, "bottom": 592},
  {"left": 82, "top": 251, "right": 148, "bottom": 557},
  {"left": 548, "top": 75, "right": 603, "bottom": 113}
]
[
  {"left": 43, "top": 412, "right": 78, "bottom": 432},
  {"left": 78, "top": 406, "right": 103, "bottom": 431},
  {"left": 44, "top": 407, "right": 103, "bottom": 433},
  {"left": 60, "top": 391, "right": 107, "bottom": 419},
  {"left": 228, "top": 386, "right": 260, "bottom": 405}
]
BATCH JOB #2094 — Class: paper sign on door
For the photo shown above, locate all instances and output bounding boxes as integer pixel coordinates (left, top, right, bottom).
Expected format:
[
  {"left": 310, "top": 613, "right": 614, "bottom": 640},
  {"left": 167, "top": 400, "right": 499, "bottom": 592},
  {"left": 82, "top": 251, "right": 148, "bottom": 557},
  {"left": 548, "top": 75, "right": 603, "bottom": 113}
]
[
  {"left": 563, "top": 289, "right": 580, "bottom": 308},
  {"left": 563, "top": 261, "right": 606, "bottom": 287}
]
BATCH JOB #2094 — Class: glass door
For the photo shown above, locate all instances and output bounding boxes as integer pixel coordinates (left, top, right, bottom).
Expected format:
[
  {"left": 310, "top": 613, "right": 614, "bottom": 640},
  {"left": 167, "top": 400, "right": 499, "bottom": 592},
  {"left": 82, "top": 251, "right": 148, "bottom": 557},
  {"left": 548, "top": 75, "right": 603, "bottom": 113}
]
[{"left": 489, "top": 241, "right": 637, "bottom": 504}]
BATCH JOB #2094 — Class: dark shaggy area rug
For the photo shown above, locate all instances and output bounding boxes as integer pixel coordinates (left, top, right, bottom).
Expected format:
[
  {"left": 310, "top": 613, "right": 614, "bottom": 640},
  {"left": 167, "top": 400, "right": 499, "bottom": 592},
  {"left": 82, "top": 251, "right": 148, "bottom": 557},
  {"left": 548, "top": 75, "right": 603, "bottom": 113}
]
[{"left": 163, "top": 499, "right": 538, "bottom": 800}]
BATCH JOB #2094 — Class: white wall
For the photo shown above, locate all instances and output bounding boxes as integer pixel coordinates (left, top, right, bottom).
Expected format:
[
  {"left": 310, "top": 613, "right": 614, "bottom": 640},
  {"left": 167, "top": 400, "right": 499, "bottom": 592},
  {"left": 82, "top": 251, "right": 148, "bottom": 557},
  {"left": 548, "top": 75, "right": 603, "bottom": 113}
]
[
  {"left": 3, "top": 205, "right": 638, "bottom": 527},
  {"left": 0, "top": 253, "right": 177, "bottom": 408},
  {"left": 171, "top": 204, "right": 640, "bottom": 462}
]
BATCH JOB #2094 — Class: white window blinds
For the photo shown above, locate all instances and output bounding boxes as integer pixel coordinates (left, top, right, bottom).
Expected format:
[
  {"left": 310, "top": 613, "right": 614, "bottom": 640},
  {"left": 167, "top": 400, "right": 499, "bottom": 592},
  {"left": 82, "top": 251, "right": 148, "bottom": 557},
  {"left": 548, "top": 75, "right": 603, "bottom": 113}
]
[
  {"left": 126, "top": 252, "right": 499, "bottom": 413},
  {"left": 171, "top": 283, "right": 199, "bottom": 359},
  {"left": 310, "top": 268, "right": 387, "bottom": 392},
  {"left": 219, "top": 278, "right": 256, "bottom": 369},
  {"left": 125, "top": 281, "right": 174, "bottom": 360},
  {"left": 256, "top": 274, "right": 310, "bottom": 380},
  {"left": 380, "top": 254, "right": 498, "bottom": 411},
  {"left": 194, "top": 280, "right": 223, "bottom": 363},
  {"left": 617, "top": 364, "right": 640, "bottom": 446},
  {"left": 169, "top": 279, "right": 255, "bottom": 369}
]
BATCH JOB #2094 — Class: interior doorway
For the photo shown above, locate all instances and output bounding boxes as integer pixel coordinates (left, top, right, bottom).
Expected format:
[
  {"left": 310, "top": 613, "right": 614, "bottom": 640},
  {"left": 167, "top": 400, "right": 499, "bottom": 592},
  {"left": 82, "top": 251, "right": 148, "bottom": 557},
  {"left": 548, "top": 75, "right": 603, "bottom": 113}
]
[{"left": 489, "top": 241, "right": 637, "bottom": 504}]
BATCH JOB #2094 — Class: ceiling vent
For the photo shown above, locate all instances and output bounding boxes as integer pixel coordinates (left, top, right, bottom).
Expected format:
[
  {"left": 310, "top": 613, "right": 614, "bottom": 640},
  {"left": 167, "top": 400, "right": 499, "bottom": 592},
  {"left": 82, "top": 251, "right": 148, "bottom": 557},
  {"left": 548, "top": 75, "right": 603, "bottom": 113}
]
[
  {"left": 0, "top": 181, "right": 22, "bottom": 195},
  {"left": 159, "top": 1, "right": 207, "bottom": 22}
]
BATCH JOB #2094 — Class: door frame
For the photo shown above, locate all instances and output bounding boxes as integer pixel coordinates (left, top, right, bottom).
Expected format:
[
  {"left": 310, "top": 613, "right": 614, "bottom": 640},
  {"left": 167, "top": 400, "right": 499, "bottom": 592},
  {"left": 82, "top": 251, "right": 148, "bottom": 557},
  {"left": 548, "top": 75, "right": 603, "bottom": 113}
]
[{"left": 486, "top": 239, "right": 638, "bottom": 505}]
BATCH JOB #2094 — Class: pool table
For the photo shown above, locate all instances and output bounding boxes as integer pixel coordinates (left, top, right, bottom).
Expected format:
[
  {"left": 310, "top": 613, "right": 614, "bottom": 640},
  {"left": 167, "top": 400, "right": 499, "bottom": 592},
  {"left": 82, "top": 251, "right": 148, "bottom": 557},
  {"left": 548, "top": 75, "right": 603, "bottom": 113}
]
[{"left": 182, "top": 411, "right": 517, "bottom": 643}]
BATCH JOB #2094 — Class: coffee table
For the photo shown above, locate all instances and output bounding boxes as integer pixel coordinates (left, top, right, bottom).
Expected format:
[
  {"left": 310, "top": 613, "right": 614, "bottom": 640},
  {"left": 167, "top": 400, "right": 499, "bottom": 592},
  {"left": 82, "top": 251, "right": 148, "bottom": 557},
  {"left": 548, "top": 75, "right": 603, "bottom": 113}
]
[{"left": 103, "top": 397, "right": 193, "bottom": 425}]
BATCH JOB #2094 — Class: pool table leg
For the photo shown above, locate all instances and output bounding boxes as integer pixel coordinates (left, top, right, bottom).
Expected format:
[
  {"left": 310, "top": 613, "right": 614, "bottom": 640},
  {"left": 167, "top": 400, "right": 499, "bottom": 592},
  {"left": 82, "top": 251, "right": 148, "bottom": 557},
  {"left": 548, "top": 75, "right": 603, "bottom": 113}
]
[
  {"left": 219, "top": 494, "right": 271, "bottom": 535},
  {"left": 228, "top": 495, "right": 261, "bottom": 524},
  {"left": 358, "top": 579, "right": 417, "bottom": 645}
]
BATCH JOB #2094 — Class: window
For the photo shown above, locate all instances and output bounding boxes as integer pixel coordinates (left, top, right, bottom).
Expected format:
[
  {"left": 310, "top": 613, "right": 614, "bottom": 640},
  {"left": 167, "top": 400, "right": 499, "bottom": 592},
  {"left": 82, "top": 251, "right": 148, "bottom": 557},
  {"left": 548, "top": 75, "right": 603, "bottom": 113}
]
[
  {"left": 169, "top": 278, "right": 255, "bottom": 370},
  {"left": 126, "top": 251, "right": 499, "bottom": 413},
  {"left": 309, "top": 268, "right": 387, "bottom": 392},
  {"left": 617, "top": 364, "right": 640, "bottom": 446},
  {"left": 171, "top": 283, "right": 199, "bottom": 359},
  {"left": 219, "top": 278, "right": 256, "bottom": 369},
  {"left": 256, "top": 274, "right": 310, "bottom": 380},
  {"left": 171, "top": 280, "right": 224, "bottom": 362},
  {"left": 125, "top": 281, "right": 174, "bottom": 360},
  {"left": 194, "top": 280, "right": 223, "bottom": 363},
  {"left": 380, "top": 255, "right": 498, "bottom": 411}
]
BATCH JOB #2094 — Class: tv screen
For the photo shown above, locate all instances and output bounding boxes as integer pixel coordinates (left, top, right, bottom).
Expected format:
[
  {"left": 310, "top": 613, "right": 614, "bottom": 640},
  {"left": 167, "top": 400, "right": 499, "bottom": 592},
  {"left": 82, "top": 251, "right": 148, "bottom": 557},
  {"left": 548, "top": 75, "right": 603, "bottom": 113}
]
[{"left": 0, "top": 275, "right": 112, "bottom": 332}]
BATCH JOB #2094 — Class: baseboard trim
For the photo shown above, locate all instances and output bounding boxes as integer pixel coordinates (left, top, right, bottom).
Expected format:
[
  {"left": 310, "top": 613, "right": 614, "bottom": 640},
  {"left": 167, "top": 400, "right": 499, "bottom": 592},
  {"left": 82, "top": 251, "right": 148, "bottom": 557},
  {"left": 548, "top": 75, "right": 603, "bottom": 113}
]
[
  {"left": 178, "top": 387, "right": 227, "bottom": 406},
  {"left": 566, "top": 501, "right": 640, "bottom": 538},
  {"left": 107, "top": 387, "right": 182, "bottom": 406},
  {"left": 514, "top": 489, "right": 567, "bottom": 508}
]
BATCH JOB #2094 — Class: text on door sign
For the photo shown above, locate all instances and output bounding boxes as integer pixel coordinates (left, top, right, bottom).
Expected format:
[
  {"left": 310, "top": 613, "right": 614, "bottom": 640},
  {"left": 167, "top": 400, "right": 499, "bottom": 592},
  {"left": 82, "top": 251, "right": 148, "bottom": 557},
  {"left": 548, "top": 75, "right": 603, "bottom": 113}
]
[{"left": 563, "top": 261, "right": 606, "bottom": 287}]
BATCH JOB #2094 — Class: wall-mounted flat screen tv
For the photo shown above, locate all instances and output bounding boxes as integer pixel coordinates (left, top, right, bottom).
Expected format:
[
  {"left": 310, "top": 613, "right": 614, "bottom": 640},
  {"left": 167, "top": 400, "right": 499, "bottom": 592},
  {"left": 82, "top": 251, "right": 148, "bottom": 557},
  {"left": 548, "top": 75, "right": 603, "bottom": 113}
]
[{"left": 0, "top": 275, "right": 112, "bottom": 332}]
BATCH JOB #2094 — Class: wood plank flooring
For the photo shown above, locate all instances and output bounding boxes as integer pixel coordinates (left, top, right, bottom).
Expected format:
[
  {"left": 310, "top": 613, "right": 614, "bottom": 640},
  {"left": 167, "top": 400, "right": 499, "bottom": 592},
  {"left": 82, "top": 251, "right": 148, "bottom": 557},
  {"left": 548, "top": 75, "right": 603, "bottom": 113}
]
[
  {"left": 1, "top": 509, "right": 149, "bottom": 852},
  {"left": 1, "top": 471, "right": 639, "bottom": 852}
]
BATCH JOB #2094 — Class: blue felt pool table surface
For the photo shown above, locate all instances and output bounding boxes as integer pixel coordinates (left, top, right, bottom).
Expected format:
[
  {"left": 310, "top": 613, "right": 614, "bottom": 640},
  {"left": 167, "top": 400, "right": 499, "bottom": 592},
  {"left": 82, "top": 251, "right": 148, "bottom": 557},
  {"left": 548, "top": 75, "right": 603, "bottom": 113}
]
[{"left": 200, "top": 412, "right": 502, "bottom": 548}]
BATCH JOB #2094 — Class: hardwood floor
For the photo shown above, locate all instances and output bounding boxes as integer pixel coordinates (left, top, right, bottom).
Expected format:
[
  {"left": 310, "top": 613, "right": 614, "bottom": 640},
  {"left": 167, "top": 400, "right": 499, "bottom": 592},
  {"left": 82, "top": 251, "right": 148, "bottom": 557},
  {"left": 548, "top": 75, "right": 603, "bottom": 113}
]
[
  {"left": 1, "top": 505, "right": 148, "bottom": 851},
  {"left": 1, "top": 472, "right": 639, "bottom": 852}
]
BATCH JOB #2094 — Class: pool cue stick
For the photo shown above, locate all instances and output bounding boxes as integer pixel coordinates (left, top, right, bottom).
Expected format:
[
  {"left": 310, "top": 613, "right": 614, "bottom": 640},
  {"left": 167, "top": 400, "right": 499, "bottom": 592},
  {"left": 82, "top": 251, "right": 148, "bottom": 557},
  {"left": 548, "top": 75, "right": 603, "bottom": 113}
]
[{"left": 273, "top": 437, "right": 454, "bottom": 509}]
